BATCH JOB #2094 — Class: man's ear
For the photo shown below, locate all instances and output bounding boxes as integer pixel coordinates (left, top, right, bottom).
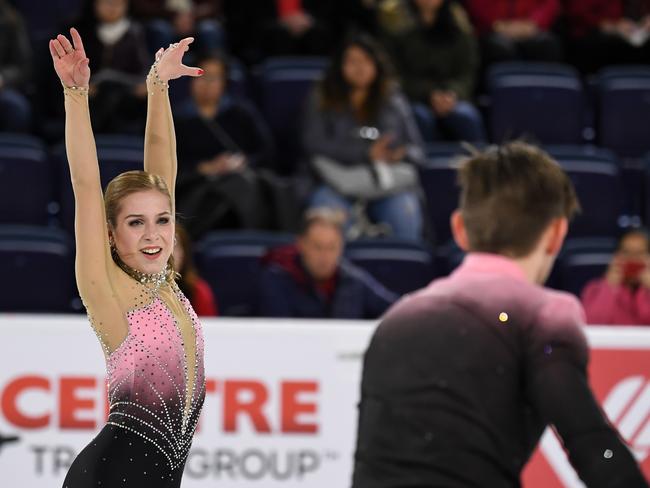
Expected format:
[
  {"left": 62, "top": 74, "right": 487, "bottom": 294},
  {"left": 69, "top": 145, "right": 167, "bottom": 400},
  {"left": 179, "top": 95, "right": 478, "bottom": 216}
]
[
  {"left": 545, "top": 217, "right": 568, "bottom": 256},
  {"left": 451, "top": 210, "right": 470, "bottom": 252}
]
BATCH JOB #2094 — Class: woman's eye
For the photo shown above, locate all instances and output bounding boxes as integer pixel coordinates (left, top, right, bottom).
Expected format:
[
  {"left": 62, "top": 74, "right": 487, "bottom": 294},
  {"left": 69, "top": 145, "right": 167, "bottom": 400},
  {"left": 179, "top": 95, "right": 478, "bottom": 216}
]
[
  {"left": 158, "top": 217, "right": 170, "bottom": 224},
  {"left": 129, "top": 220, "right": 143, "bottom": 226}
]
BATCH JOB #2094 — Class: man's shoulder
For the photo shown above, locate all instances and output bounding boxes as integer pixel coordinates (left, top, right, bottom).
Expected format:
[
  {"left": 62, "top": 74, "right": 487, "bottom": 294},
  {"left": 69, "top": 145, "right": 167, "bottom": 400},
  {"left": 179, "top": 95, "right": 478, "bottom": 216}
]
[{"left": 536, "top": 287, "right": 586, "bottom": 327}]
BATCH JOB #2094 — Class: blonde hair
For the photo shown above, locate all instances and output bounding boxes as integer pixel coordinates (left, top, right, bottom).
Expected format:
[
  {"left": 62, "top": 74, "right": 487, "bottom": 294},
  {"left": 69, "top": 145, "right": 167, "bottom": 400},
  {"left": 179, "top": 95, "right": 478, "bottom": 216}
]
[{"left": 105, "top": 170, "right": 177, "bottom": 283}]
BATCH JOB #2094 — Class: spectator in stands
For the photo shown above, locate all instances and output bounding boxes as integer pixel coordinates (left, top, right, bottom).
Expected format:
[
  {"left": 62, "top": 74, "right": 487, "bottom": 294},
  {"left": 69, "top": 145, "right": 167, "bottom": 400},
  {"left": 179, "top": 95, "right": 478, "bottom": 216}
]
[
  {"left": 302, "top": 34, "right": 425, "bottom": 242},
  {"left": 173, "top": 223, "right": 218, "bottom": 316},
  {"left": 0, "top": 0, "right": 32, "bottom": 132},
  {"left": 385, "top": 0, "right": 485, "bottom": 142},
  {"left": 566, "top": 0, "right": 650, "bottom": 74},
  {"left": 132, "top": 0, "right": 225, "bottom": 55},
  {"left": 76, "top": 0, "right": 150, "bottom": 132},
  {"left": 464, "top": 0, "right": 563, "bottom": 65},
  {"left": 258, "top": 208, "right": 397, "bottom": 319},
  {"left": 581, "top": 228, "right": 650, "bottom": 325},
  {"left": 175, "top": 52, "right": 288, "bottom": 237},
  {"left": 223, "top": 0, "right": 336, "bottom": 65}
]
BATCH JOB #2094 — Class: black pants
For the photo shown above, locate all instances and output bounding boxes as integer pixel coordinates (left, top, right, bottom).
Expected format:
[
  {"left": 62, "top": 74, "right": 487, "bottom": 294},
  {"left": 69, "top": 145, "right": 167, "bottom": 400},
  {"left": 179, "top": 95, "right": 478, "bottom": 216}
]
[
  {"left": 62, "top": 424, "right": 186, "bottom": 488},
  {"left": 481, "top": 31, "right": 564, "bottom": 65},
  {"left": 568, "top": 32, "right": 650, "bottom": 75}
]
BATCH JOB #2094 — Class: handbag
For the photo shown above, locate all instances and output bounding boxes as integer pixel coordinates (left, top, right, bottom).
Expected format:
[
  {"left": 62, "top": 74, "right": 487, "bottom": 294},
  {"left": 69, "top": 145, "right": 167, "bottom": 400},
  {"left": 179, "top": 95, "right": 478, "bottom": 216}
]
[{"left": 312, "top": 155, "right": 418, "bottom": 200}]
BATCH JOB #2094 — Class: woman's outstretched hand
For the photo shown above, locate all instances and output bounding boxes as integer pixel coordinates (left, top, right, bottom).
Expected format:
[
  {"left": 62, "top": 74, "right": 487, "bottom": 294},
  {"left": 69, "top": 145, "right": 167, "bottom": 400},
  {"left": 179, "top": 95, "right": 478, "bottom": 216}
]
[
  {"left": 152, "top": 37, "right": 203, "bottom": 83},
  {"left": 49, "top": 28, "right": 90, "bottom": 88}
]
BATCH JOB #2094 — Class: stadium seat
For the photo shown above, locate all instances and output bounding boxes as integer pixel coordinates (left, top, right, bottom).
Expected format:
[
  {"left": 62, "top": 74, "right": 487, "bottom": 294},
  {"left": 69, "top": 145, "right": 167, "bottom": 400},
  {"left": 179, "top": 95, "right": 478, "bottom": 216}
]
[
  {"left": 256, "top": 56, "right": 329, "bottom": 174},
  {"left": 194, "top": 231, "right": 294, "bottom": 316},
  {"left": 418, "top": 142, "right": 477, "bottom": 245},
  {"left": 554, "top": 237, "right": 617, "bottom": 297},
  {"left": 597, "top": 66, "right": 650, "bottom": 158},
  {"left": 12, "top": 0, "right": 83, "bottom": 44},
  {"left": 345, "top": 239, "right": 436, "bottom": 296},
  {"left": 546, "top": 145, "right": 622, "bottom": 237},
  {"left": 487, "top": 62, "right": 585, "bottom": 144},
  {"left": 57, "top": 142, "right": 144, "bottom": 232},
  {"left": 0, "top": 137, "right": 52, "bottom": 225},
  {"left": 0, "top": 225, "right": 76, "bottom": 312}
]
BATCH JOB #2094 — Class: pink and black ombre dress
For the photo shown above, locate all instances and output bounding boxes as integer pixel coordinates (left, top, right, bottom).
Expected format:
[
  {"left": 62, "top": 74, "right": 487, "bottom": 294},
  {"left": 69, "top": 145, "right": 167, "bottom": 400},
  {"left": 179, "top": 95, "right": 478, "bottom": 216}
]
[{"left": 63, "top": 266, "right": 205, "bottom": 488}]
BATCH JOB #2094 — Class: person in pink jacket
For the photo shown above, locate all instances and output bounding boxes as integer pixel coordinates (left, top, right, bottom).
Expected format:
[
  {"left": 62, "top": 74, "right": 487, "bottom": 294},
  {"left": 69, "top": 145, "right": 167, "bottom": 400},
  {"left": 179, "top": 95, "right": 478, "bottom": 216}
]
[{"left": 581, "top": 228, "right": 650, "bottom": 325}]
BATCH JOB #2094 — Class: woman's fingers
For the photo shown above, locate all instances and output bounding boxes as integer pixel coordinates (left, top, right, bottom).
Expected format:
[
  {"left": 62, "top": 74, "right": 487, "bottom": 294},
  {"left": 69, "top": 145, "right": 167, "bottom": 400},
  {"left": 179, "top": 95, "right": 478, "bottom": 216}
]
[
  {"left": 70, "top": 27, "right": 85, "bottom": 55},
  {"left": 48, "top": 40, "right": 60, "bottom": 59},
  {"left": 57, "top": 34, "right": 74, "bottom": 54},
  {"left": 180, "top": 37, "right": 194, "bottom": 52},
  {"left": 181, "top": 65, "right": 203, "bottom": 77},
  {"left": 51, "top": 39, "right": 67, "bottom": 58}
]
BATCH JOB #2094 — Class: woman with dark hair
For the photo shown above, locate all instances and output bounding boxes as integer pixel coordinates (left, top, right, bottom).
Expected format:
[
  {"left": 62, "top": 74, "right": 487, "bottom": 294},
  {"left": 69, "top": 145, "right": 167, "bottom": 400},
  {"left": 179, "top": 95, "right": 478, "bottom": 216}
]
[
  {"left": 50, "top": 27, "right": 206, "bottom": 486},
  {"left": 581, "top": 228, "right": 650, "bottom": 325},
  {"left": 386, "top": 0, "right": 485, "bottom": 142},
  {"left": 302, "top": 34, "right": 425, "bottom": 242},
  {"left": 174, "top": 223, "right": 218, "bottom": 316}
]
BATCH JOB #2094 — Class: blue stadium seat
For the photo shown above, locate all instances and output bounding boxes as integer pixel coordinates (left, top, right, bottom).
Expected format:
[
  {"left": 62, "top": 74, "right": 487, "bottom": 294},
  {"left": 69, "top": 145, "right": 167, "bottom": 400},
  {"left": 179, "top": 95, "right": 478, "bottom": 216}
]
[
  {"left": 597, "top": 66, "right": 650, "bottom": 158},
  {"left": 546, "top": 146, "right": 622, "bottom": 237},
  {"left": 418, "top": 142, "right": 476, "bottom": 245},
  {"left": 345, "top": 239, "right": 435, "bottom": 296},
  {"left": 487, "top": 62, "right": 585, "bottom": 144},
  {"left": 0, "top": 225, "right": 76, "bottom": 312},
  {"left": 0, "top": 132, "right": 45, "bottom": 150},
  {"left": 257, "top": 56, "right": 328, "bottom": 174},
  {"left": 94, "top": 134, "right": 144, "bottom": 151},
  {"left": 0, "top": 137, "right": 52, "bottom": 225},
  {"left": 554, "top": 237, "right": 616, "bottom": 297},
  {"left": 194, "top": 231, "right": 294, "bottom": 316},
  {"left": 12, "top": 0, "right": 83, "bottom": 43},
  {"left": 57, "top": 143, "right": 144, "bottom": 232}
]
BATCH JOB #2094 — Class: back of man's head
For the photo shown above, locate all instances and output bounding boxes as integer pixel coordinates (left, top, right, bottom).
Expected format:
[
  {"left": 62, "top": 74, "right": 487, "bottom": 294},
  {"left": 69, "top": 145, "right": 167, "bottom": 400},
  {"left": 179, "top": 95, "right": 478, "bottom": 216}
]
[{"left": 457, "top": 142, "right": 580, "bottom": 258}]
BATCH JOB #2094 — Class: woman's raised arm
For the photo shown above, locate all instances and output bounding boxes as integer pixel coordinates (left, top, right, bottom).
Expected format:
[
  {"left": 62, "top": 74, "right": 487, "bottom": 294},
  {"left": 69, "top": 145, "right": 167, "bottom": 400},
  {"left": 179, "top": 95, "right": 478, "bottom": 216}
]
[
  {"left": 143, "top": 37, "right": 202, "bottom": 215},
  {"left": 50, "top": 28, "right": 113, "bottom": 304}
]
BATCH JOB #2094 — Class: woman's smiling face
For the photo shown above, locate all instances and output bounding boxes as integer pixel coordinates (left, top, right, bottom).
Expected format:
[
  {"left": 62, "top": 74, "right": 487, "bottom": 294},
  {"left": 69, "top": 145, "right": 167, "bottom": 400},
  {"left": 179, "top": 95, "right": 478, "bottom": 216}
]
[{"left": 109, "top": 189, "right": 174, "bottom": 274}]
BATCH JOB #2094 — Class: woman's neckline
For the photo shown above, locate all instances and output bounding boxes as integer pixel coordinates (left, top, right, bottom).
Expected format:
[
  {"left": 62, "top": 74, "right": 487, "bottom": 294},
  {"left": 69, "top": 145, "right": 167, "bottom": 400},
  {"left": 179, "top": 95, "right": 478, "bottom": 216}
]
[{"left": 112, "top": 251, "right": 171, "bottom": 291}]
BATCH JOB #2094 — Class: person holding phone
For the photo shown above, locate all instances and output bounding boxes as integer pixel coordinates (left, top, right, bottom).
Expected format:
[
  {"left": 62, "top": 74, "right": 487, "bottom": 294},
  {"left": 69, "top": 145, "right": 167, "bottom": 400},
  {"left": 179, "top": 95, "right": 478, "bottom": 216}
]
[{"left": 581, "top": 228, "right": 650, "bottom": 325}]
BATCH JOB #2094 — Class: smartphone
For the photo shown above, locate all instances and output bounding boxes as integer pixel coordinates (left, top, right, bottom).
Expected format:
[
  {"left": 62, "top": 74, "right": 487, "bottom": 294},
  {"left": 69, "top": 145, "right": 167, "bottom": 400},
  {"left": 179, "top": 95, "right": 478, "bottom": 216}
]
[{"left": 622, "top": 259, "right": 646, "bottom": 280}]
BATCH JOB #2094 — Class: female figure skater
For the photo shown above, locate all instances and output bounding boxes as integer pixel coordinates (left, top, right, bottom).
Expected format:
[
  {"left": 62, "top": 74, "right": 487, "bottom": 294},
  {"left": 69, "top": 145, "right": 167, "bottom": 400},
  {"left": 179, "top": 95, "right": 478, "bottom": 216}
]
[{"left": 50, "top": 28, "right": 205, "bottom": 487}]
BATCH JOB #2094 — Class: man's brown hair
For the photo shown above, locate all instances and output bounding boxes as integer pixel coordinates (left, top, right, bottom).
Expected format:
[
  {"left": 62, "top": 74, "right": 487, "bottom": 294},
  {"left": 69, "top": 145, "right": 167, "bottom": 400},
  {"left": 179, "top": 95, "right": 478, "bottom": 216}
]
[{"left": 457, "top": 142, "right": 580, "bottom": 257}]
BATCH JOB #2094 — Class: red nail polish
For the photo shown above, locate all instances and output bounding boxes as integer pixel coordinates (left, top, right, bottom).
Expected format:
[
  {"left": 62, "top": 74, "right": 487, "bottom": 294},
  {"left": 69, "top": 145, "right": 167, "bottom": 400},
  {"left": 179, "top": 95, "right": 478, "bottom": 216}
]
[{"left": 198, "top": 69, "right": 204, "bottom": 75}]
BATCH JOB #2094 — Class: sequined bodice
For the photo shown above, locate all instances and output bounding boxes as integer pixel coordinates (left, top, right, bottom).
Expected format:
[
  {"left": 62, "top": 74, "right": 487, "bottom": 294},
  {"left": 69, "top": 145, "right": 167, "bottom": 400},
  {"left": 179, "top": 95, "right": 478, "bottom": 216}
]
[{"left": 102, "top": 287, "right": 206, "bottom": 471}]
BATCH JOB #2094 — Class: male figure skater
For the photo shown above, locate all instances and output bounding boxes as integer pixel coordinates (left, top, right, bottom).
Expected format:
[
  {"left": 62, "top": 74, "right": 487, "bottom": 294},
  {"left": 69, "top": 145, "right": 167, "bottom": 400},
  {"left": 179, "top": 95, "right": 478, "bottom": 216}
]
[{"left": 352, "top": 142, "right": 648, "bottom": 487}]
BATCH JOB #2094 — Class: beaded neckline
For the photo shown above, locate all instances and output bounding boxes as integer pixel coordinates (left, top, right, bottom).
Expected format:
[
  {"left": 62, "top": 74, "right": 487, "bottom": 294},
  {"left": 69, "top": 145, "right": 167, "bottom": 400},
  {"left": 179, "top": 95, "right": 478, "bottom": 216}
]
[{"left": 112, "top": 250, "right": 170, "bottom": 290}]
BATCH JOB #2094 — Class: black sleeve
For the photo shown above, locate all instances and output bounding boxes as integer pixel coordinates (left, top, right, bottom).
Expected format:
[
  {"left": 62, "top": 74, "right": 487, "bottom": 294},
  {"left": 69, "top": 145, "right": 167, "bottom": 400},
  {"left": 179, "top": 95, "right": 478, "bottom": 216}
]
[
  {"left": 236, "top": 101, "right": 275, "bottom": 169},
  {"left": 525, "top": 303, "right": 647, "bottom": 488}
]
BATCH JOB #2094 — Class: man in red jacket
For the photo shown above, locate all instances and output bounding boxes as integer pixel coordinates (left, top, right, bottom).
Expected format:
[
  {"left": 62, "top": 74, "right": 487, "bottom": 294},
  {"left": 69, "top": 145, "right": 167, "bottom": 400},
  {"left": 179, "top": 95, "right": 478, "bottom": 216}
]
[{"left": 464, "top": 0, "right": 563, "bottom": 64}]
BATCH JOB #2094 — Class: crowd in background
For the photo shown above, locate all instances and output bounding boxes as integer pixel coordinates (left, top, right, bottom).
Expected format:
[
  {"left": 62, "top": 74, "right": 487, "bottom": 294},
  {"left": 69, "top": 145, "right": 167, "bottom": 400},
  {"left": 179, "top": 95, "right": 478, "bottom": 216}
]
[{"left": 3, "top": 0, "right": 650, "bottom": 323}]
